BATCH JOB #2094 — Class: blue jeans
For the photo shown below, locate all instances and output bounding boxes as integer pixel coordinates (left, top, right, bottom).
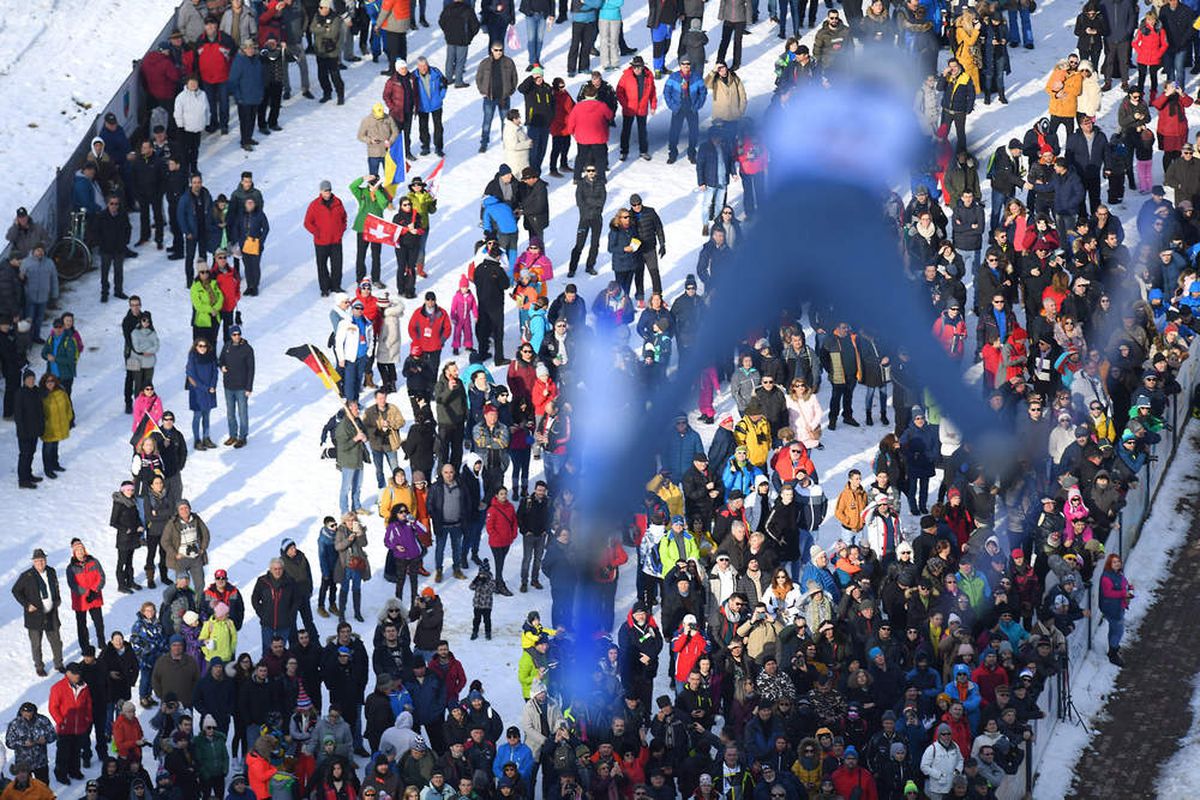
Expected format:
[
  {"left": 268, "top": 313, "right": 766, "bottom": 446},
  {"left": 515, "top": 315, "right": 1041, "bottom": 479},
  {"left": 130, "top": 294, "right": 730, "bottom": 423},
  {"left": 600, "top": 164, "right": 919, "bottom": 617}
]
[
  {"left": 669, "top": 109, "right": 699, "bottom": 157},
  {"left": 25, "top": 300, "right": 46, "bottom": 341},
  {"left": 1006, "top": 8, "right": 1032, "bottom": 47},
  {"left": 864, "top": 384, "right": 889, "bottom": 419},
  {"left": 343, "top": 356, "right": 367, "bottom": 401},
  {"left": 340, "top": 467, "right": 363, "bottom": 514},
  {"left": 990, "top": 189, "right": 1010, "bottom": 229},
  {"left": 225, "top": 389, "right": 249, "bottom": 440},
  {"left": 138, "top": 664, "right": 154, "bottom": 699},
  {"left": 481, "top": 98, "right": 511, "bottom": 147},
  {"left": 340, "top": 568, "right": 363, "bottom": 607},
  {"left": 700, "top": 185, "right": 727, "bottom": 226},
  {"left": 778, "top": 0, "right": 800, "bottom": 37},
  {"left": 446, "top": 45, "right": 468, "bottom": 84},
  {"left": 260, "top": 624, "right": 292, "bottom": 648},
  {"left": 465, "top": 518, "right": 483, "bottom": 558},
  {"left": 1166, "top": 49, "right": 1188, "bottom": 84},
  {"left": 372, "top": 448, "right": 399, "bottom": 489},
  {"left": 435, "top": 524, "right": 465, "bottom": 571},
  {"left": 543, "top": 451, "right": 564, "bottom": 481},
  {"left": 528, "top": 124, "right": 550, "bottom": 172},
  {"left": 1104, "top": 613, "right": 1124, "bottom": 650},
  {"left": 526, "top": 14, "right": 546, "bottom": 65},
  {"left": 192, "top": 408, "right": 211, "bottom": 443},
  {"left": 368, "top": 156, "right": 384, "bottom": 177}
]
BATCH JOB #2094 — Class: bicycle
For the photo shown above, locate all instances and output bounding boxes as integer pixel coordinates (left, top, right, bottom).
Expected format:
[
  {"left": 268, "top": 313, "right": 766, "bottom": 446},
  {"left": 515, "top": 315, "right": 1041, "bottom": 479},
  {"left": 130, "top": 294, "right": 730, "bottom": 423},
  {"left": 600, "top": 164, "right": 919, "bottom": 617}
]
[{"left": 49, "top": 209, "right": 92, "bottom": 281}]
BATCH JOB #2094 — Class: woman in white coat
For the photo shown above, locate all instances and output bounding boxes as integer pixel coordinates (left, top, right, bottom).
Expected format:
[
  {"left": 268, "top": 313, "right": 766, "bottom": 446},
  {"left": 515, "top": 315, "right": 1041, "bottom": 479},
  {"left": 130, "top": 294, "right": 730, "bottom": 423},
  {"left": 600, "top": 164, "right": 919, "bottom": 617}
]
[
  {"left": 921, "top": 722, "right": 965, "bottom": 799},
  {"left": 763, "top": 568, "right": 802, "bottom": 624},
  {"left": 786, "top": 377, "right": 824, "bottom": 450},
  {"left": 502, "top": 110, "right": 532, "bottom": 175}
]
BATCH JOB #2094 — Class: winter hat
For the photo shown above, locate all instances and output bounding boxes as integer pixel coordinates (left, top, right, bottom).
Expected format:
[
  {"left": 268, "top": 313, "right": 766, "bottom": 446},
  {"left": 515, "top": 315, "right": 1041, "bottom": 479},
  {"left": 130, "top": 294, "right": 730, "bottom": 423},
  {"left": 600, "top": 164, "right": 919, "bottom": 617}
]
[
  {"left": 281, "top": 538, "right": 297, "bottom": 552},
  {"left": 881, "top": 710, "right": 897, "bottom": 723},
  {"left": 868, "top": 647, "right": 883, "bottom": 661},
  {"left": 531, "top": 64, "right": 544, "bottom": 75},
  {"left": 843, "top": 746, "right": 859, "bottom": 759},
  {"left": 904, "top": 781, "right": 919, "bottom": 795},
  {"left": 530, "top": 680, "right": 547, "bottom": 696},
  {"left": 459, "top": 274, "right": 470, "bottom": 289},
  {"left": 685, "top": 274, "right": 697, "bottom": 288},
  {"left": 169, "top": 634, "right": 185, "bottom": 646},
  {"left": 681, "top": 614, "right": 698, "bottom": 628},
  {"left": 948, "top": 613, "right": 962, "bottom": 625},
  {"left": 296, "top": 685, "right": 313, "bottom": 710},
  {"left": 202, "top": 714, "right": 217, "bottom": 730},
  {"left": 182, "top": 610, "right": 200, "bottom": 627},
  {"left": 809, "top": 544, "right": 825, "bottom": 561},
  {"left": 937, "top": 722, "right": 952, "bottom": 735},
  {"left": 911, "top": 405, "right": 925, "bottom": 417},
  {"left": 890, "top": 742, "right": 907, "bottom": 758},
  {"left": 497, "top": 163, "right": 513, "bottom": 177},
  {"left": 319, "top": 180, "right": 333, "bottom": 192},
  {"left": 213, "top": 602, "right": 230, "bottom": 619},
  {"left": 394, "top": 58, "right": 408, "bottom": 71},
  {"left": 421, "top": 587, "right": 436, "bottom": 598}
]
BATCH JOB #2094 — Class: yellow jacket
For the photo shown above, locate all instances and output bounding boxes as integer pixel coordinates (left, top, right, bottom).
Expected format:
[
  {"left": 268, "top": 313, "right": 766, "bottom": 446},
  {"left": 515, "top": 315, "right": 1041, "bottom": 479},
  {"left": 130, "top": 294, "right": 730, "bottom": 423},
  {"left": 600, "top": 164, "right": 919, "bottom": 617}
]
[
  {"left": 199, "top": 617, "right": 238, "bottom": 663},
  {"left": 646, "top": 474, "right": 685, "bottom": 518},
  {"left": 1045, "top": 68, "right": 1084, "bottom": 118},
  {"left": 41, "top": 388, "right": 74, "bottom": 443},
  {"left": 379, "top": 481, "right": 416, "bottom": 521},
  {"left": 734, "top": 416, "right": 772, "bottom": 467}
]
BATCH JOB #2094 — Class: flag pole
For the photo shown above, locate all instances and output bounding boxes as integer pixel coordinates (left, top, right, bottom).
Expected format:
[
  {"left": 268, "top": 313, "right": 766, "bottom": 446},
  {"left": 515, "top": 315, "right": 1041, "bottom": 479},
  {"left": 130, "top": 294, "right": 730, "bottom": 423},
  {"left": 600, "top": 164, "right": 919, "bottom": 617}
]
[{"left": 307, "top": 342, "right": 367, "bottom": 438}]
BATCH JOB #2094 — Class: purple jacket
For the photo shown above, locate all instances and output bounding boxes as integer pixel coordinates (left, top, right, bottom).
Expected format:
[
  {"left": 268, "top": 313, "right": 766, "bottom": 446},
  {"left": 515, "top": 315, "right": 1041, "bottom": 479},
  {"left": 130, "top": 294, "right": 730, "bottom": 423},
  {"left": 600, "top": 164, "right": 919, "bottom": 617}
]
[{"left": 384, "top": 519, "right": 425, "bottom": 560}]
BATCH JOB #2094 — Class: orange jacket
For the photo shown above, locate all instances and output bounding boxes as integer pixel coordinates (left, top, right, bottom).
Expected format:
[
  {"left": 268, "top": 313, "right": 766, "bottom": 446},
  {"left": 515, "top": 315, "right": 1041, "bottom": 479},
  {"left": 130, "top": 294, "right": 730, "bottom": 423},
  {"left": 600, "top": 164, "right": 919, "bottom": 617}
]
[
  {"left": 1045, "top": 68, "right": 1083, "bottom": 118},
  {"left": 112, "top": 714, "right": 144, "bottom": 762}
]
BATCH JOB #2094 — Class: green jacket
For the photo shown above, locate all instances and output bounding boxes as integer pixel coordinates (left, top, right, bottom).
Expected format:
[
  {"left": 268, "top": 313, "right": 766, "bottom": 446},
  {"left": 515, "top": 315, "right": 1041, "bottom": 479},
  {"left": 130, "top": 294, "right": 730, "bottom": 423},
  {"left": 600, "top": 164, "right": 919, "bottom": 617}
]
[
  {"left": 190, "top": 280, "right": 225, "bottom": 327},
  {"left": 194, "top": 730, "right": 229, "bottom": 779},
  {"left": 350, "top": 179, "right": 394, "bottom": 233},
  {"left": 334, "top": 414, "right": 367, "bottom": 470},
  {"left": 42, "top": 332, "right": 79, "bottom": 382},
  {"left": 407, "top": 190, "right": 438, "bottom": 229}
]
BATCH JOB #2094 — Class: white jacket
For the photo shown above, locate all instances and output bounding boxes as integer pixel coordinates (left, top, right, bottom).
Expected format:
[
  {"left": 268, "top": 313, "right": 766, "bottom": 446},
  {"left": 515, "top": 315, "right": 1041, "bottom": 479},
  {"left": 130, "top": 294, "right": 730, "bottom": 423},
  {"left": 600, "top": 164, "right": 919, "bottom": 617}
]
[
  {"left": 863, "top": 500, "right": 905, "bottom": 556},
  {"left": 376, "top": 302, "right": 405, "bottom": 364},
  {"left": 174, "top": 88, "right": 210, "bottom": 133},
  {"left": 502, "top": 119, "right": 531, "bottom": 174},
  {"left": 335, "top": 316, "right": 376, "bottom": 363},
  {"left": 921, "top": 740, "right": 964, "bottom": 794}
]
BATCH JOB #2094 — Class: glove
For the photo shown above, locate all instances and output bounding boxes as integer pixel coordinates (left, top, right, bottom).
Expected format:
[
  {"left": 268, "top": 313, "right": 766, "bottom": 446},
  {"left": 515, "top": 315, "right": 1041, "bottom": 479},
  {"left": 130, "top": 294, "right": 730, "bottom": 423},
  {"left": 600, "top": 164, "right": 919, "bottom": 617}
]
[
  {"left": 658, "top": 245, "right": 666, "bottom": 257},
  {"left": 86, "top": 590, "right": 101, "bottom": 603}
]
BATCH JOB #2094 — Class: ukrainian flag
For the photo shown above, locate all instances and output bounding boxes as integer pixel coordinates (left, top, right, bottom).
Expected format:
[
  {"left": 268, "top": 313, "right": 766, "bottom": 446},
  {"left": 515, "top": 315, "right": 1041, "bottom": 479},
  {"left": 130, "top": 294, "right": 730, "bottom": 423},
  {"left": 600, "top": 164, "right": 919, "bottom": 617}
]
[{"left": 382, "top": 133, "right": 406, "bottom": 191}]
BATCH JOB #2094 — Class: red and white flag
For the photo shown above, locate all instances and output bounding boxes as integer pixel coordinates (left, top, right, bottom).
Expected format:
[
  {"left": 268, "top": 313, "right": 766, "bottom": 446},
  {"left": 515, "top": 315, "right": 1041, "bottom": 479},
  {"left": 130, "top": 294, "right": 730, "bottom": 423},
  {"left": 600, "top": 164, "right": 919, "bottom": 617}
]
[
  {"left": 424, "top": 157, "right": 446, "bottom": 196},
  {"left": 362, "top": 214, "right": 399, "bottom": 245}
]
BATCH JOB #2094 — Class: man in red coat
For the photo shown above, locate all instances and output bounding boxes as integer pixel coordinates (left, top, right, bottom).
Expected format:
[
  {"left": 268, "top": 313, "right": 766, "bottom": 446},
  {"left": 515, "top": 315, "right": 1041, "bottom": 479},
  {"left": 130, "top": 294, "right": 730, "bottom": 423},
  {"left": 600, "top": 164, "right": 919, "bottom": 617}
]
[
  {"left": 408, "top": 292, "right": 452, "bottom": 370},
  {"left": 565, "top": 85, "right": 615, "bottom": 181},
  {"left": 304, "top": 180, "right": 349, "bottom": 296},
  {"left": 140, "top": 42, "right": 184, "bottom": 119},
  {"left": 383, "top": 62, "right": 419, "bottom": 160},
  {"left": 830, "top": 746, "right": 878, "bottom": 800},
  {"left": 49, "top": 664, "right": 93, "bottom": 784},
  {"left": 615, "top": 56, "right": 657, "bottom": 161},
  {"left": 190, "top": 17, "right": 237, "bottom": 133}
]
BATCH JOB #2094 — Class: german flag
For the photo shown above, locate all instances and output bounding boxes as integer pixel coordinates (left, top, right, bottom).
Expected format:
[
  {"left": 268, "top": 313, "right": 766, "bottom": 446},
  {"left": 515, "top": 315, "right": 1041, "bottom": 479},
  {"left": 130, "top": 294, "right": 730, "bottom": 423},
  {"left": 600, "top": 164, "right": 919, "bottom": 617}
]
[
  {"left": 286, "top": 344, "right": 340, "bottom": 390},
  {"left": 130, "top": 412, "right": 162, "bottom": 448}
]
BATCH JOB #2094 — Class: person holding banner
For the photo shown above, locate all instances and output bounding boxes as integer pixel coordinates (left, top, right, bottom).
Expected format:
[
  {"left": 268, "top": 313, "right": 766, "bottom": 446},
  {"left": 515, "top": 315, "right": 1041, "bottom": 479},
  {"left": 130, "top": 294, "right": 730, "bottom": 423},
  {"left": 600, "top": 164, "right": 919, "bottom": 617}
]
[{"left": 351, "top": 175, "right": 394, "bottom": 287}]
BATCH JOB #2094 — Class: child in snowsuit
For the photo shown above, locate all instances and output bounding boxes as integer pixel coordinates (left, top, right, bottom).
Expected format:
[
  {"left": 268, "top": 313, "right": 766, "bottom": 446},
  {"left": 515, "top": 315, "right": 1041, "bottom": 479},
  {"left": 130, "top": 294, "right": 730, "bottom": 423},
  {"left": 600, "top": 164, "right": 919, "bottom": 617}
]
[
  {"left": 450, "top": 275, "right": 478, "bottom": 355},
  {"left": 469, "top": 559, "right": 496, "bottom": 639}
]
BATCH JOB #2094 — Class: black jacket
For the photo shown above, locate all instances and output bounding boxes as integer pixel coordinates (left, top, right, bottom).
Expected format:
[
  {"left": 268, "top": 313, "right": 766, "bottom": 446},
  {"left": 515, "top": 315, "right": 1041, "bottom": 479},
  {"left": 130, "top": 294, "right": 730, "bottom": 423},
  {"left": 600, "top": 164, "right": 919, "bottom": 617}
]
[
  {"left": 92, "top": 208, "right": 133, "bottom": 256},
  {"left": 219, "top": 338, "right": 256, "bottom": 392},
  {"left": 631, "top": 205, "right": 666, "bottom": 249},
  {"left": 518, "top": 179, "right": 550, "bottom": 232},
  {"left": 518, "top": 77, "right": 556, "bottom": 127},
  {"left": 251, "top": 572, "right": 299, "bottom": 630},
  {"left": 12, "top": 565, "right": 62, "bottom": 631},
  {"left": 130, "top": 152, "right": 164, "bottom": 200},
  {"left": 575, "top": 176, "right": 607, "bottom": 218},
  {"left": 473, "top": 257, "right": 511, "bottom": 311},
  {"left": 438, "top": 1, "right": 481, "bottom": 46},
  {"left": 15, "top": 384, "right": 43, "bottom": 440}
]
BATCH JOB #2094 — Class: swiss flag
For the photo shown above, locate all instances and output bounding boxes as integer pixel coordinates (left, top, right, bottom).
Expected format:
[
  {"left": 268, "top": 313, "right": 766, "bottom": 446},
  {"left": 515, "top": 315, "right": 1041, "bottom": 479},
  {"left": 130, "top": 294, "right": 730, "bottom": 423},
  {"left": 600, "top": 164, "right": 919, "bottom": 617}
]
[{"left": 362, "top": 214, "right": 399, "bottom": 245}]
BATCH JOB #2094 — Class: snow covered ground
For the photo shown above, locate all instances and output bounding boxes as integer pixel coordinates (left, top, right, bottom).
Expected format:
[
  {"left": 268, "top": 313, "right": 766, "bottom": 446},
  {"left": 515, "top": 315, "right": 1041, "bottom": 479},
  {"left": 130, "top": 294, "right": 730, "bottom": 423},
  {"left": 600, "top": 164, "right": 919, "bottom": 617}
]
[
  {"left": 0, "top": 0, "right": 170, "bottom": 200},
  {"left": 1030, "top": 435, "right": 1200, "bottom": 799},
  {"left": 0, "top": 0, "right": 1191, "bottom": 790}
]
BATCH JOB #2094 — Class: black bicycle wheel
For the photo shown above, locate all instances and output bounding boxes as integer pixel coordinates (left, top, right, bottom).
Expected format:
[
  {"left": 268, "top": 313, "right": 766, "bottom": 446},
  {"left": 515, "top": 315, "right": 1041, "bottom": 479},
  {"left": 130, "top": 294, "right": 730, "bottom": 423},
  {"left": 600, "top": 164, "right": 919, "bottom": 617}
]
[{"left": 50, "top": 237, "right": 91, "bottom": 281}]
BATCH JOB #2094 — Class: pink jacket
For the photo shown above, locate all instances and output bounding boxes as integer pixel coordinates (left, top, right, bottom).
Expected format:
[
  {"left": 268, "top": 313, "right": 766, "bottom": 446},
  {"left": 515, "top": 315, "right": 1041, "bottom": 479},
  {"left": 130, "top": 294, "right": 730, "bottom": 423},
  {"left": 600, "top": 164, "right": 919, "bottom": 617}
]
[
  {"left": 450, "top": 288, "right": 478, "bottom": 328},
  {"left": 132, "top": 393, "right": 164, "bottom": 433}
]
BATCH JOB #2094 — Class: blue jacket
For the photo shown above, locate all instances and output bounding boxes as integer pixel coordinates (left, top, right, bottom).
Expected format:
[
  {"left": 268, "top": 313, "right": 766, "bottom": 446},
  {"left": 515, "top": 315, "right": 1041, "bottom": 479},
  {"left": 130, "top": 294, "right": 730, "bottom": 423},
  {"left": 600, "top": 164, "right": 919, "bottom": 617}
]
[
  {"left": 229, "top": 208, "right": 271, "bottom": 251},
  {"left": 608, "top": 225, "right": 639, "bottom": 273},
  {"left": 481, "top": 195, "right": 519, "bottom": 235},
  {"left": 599, "top": 0, "right": 623, "bottom": 20},
  {"left": 493, "top": 741, "right": 535, "bottom": 783},
  {"left": 1064, "top": 129, "right": 1109, "bottom": 178},
  {"left": 415, "top": 66, "right": 448, "bottom": 112},
  {"left": 662, "top": 70, "right": 707, "bottom": 112},
  {"left": 944, "top": 664, "right": 982, "bottom": 728},
  {"left": 404, "top": 674, "right": 446, "bottom": 727},
  {"left": 318, "top": 524, "right": 339, "bottom": 576},
  {"left": 72, "top": 172, "right": 102, "bottom": 214},
  {"left": 695, "top": 139, "right": 732, "bottom": 187},
  {"left": 227, "top": 52, "right": 266, "bottom": 105},
  {"left": 662, "top": 425, "right": 704, "bottom": 481},
  {"left": 800, "top": 561, "right": 840, "bottom": 601},
  {"left": 186, "top": 351, "right": 220, "bottom": 413},
  {"left": 899, "top": 419, "right": 939, "bottom": 479},
  {"left": 572, "top": 0, "right": 602, "bottom": 24},
  {"left": 722, "top": 457, "right": 763, "bottom": 498},
  {"left": 1049, "top": 171, "right": 1085, "bottom": 215},
  {"left": 194, "top": 669, "right": 237, "bottom": 731},
  {"left": 525, "top": 307, "right": 549, "bottom": 354},
  {"left": 20, "top": 253, "right": 59, "bottom": 304},
  {"left": 178, "top": 188, "right": 216, "bottom": 240}
]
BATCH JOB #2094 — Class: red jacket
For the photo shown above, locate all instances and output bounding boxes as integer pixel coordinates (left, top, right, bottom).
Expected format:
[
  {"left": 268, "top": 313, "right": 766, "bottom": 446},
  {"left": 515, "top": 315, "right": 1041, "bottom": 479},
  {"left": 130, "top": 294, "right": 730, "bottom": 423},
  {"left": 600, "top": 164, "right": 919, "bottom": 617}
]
[
  {"left": 407, "top": 305, "right": 451, "bottom": 353},
  {"left": 427, "top": 654, "right": 467, "bottom": 703},
  {"left": 941, "top": 711, "right": 972, "bottom": 758},
  {"left": 49, "top": 678, "right": 93, "bottom": 735},
  {"left": 932, "top": 313, "right": 967, "bottom": 357},
  {"left": 193, "top": 33, "right": 236, "bottom": 84},
  {"left": 1132, "top": 23, "right": 1167, "bottom": 67},
  {"left": 141, "top": 51, "right": 182, "bottom": 101},
  {"left": 304, "top": 195, "right": 348, "bottom": 245},
  {"left": 616, "top": 67, "right": 657, "bottom": 116},
  {"left": 506, "top": 358, "right": 538, "bottom": 404},
  {"left": 486, "top": 497, "right": 519, "bottom": 548},
  {"left": 829, "top": 765, "right": 877, "bottom": 800},
  {"left": 247, "top": 750, "right": 277, "bottom": 800},
  {"left": 1152, "top": 91, "right": 1193, "bottom": 151},
  {"left": 550, "top": 89, "right": 575, "bottom": 137},
  {"left": 355, "top": 289, "right": 382, "bottom": 333},
  {"left": 257, "top": 0, "right": 287, "bottom": 44},
  {"left": 971, "top": 663, "right": 1009, "bottom": 707},
  {"left": 383, "top": 74, "right": 418, "bottom": 122},
  {"left": 770, "top": 443, "right": 815, "bottom": 483},
  {"left": 595, "top": 541, "right": 628, "bottom": 584},
  {"left": 566, "top": 99, "right": 614, "bottom": 145},
  {"left": 66, "top": 555, "right": 105, "bottom": 612},
  {"left": 216, "top": 266, "right": 241, "bottom": 312}
]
